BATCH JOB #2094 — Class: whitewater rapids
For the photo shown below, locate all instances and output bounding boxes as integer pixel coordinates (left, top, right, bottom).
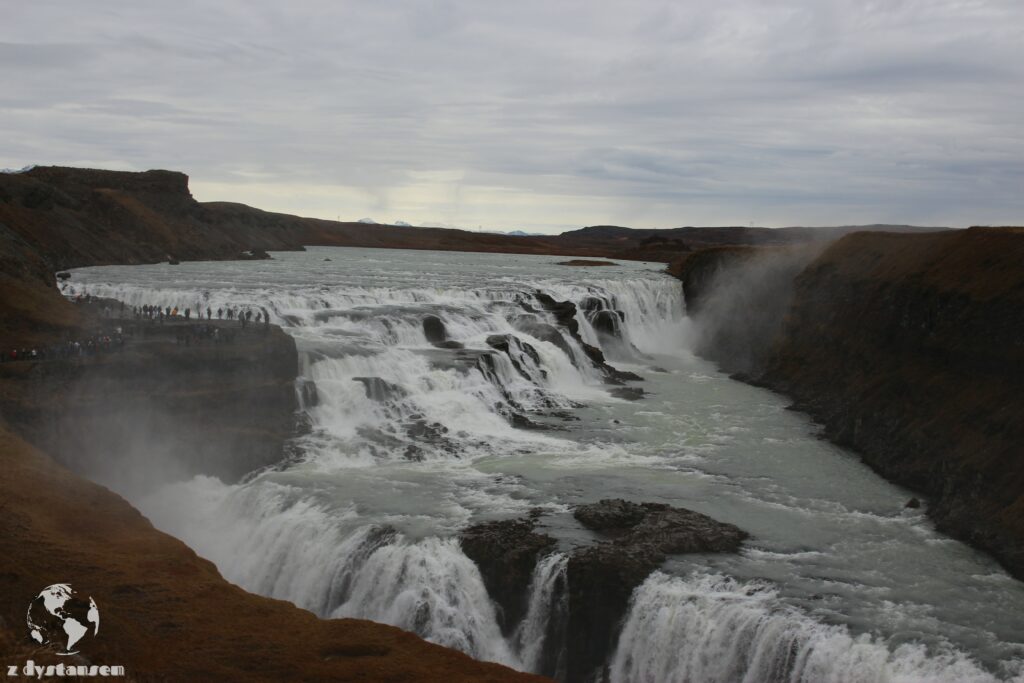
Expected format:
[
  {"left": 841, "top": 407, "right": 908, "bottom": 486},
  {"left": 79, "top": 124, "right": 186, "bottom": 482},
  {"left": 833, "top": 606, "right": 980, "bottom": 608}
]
[{"left": 67, "top": 247, "right": 1024, "bottom": 682}]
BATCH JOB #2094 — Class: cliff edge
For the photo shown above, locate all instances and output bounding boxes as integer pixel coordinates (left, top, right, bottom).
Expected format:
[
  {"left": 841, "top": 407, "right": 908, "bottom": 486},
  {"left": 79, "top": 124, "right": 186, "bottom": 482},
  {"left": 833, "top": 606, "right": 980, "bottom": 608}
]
[{"left": 674, "top": 227, "right": 1024, "bottom": 578}]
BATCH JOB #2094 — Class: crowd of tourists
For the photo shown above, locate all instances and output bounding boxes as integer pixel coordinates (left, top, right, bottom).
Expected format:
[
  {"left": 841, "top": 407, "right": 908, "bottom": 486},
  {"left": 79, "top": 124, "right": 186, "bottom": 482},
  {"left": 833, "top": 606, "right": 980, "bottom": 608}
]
[
  {"left": 3, "top": 331, "right": 126, "bottom": 363},
  {"left": 133, "top": 303, "right": 271, "bottom": 328},
  {"left": 2, "top": 296, "right": 274, "bottom": 364}
]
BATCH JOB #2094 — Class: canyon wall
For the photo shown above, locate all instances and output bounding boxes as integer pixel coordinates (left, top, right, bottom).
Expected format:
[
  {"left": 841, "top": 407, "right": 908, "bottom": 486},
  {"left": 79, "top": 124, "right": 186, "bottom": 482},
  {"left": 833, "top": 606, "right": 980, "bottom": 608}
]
[{"left": 674, "top": 227, "right": 1024, "bottom": 578}]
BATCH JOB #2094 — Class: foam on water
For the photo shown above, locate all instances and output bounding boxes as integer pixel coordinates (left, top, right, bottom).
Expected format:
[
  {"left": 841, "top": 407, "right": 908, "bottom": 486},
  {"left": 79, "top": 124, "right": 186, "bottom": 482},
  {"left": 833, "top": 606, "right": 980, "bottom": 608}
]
[
  {"left": 68, "top": 248, "right": 1024, "bottom": 681},
  {"left": 610, "top": 572, "right": 1023, "bottom": 683}
]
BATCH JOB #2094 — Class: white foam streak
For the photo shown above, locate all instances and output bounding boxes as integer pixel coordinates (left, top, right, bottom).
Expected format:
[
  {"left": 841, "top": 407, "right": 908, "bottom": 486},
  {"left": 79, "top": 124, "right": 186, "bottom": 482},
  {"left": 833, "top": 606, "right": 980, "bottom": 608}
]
[{"left": 514, "top": 552, "right": 569, "bottom": 673}]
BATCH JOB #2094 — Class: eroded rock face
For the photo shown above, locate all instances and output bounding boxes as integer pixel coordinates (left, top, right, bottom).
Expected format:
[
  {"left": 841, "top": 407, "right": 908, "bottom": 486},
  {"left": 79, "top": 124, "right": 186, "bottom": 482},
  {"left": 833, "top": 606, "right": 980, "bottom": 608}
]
[
  {"left": 674, "top": 229, "right": 1024, "bottom": 580},
  {"left": 531, "top": 292, "right": 643, "bottom": 388},
  {"left": 5, "top": 322, "right": 300, "bottom": 485},
  {"left": 460, "top": 519, "right": 556, "bottom": 634},
  {"left": 565, "top": 500, "right": 747, "bottom": 682},
  {"left": 461, "top": 501, "right": 748, "bottom": 683}
]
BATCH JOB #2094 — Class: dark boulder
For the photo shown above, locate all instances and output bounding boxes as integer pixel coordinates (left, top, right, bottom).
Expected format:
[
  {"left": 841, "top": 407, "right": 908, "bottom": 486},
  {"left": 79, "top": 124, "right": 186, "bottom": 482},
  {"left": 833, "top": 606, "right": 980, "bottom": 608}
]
[
  {"left": 609, "top": 387, "right": 644, "bottom": 401},
  {"left": 486, "top": 334, "right": 513, "bottom": 354},
  {"left": 905, "top": 497, "right": 922, "bottom": 509},
  {"left": 422, "top": 315, "right": 447, "bottom": 344}
]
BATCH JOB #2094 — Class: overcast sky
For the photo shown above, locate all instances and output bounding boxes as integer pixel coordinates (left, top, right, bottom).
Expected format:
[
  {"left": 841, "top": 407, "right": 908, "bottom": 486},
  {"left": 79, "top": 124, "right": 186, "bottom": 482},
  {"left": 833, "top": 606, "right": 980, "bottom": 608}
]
[{"left": 3, "top": 1, "right": 1023, "bottom": 233}]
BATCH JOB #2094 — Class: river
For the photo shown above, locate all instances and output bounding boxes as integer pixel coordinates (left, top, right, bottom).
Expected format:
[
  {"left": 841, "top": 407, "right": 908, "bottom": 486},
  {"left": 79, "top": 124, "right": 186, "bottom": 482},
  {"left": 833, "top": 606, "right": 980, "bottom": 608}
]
[{"left": 67, "top": 246, "right": 1024, "bottom": 682}]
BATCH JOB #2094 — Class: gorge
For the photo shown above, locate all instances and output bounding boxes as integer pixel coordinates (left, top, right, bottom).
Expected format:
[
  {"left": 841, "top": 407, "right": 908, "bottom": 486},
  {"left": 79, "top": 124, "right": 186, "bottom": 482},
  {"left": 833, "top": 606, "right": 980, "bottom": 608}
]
[{"left": 1, "top": 167, "right": 1023, "bottom": 682}]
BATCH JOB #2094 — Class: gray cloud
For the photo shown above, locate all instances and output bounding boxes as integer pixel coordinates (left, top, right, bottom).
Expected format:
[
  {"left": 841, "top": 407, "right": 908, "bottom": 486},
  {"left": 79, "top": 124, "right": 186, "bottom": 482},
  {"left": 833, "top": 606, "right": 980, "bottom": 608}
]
[{"left": 2, "top": 0, "right": 1023, "bottom": 232}]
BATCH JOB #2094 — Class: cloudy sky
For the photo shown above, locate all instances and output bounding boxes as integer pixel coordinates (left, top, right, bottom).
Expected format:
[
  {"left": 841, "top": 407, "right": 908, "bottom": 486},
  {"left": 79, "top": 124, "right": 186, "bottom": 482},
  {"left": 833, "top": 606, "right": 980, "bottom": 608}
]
[{"left": 3, "top": 1, "right": 1023, "bottom": 232}]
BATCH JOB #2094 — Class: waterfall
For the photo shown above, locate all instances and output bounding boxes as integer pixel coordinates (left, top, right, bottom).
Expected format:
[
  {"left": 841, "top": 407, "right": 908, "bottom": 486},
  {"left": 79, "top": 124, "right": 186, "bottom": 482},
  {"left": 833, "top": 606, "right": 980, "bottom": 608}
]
[
  {"left": 514, "top": 552, "right": 569, "bottom": 676},
  {"left": 91, "top": 260, "right": 684, "bottom": 674},
  {"left": 609, "top": 572, "right": 1015, "bottom": 683},
  {"left": 67, "top": 252, "right": 1023, "bottom": 682}
]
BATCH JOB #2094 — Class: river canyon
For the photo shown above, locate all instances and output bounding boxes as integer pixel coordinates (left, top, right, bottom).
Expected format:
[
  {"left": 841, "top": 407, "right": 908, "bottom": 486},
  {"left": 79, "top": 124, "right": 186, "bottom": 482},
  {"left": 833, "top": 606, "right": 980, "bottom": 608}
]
[{"left": 59, "top": 246, "right": 1024, "bottom": 683}]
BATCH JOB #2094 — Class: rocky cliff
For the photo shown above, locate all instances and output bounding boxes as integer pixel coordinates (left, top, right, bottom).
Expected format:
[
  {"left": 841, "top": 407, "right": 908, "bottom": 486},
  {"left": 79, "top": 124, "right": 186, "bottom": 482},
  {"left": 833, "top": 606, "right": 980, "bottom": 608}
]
[
  {"left": 1, "top": 319, "right": 299, "bottom": 486},
  {"left": 673, "top": 227, "right": 1024, "bottom": 579}
]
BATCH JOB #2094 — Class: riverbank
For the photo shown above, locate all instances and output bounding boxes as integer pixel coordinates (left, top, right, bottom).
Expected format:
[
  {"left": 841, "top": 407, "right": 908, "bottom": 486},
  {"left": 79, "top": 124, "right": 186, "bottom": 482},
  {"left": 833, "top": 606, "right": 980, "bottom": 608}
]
[{"left": 671, "top": 227, "right": 1024, "bottom": 579}]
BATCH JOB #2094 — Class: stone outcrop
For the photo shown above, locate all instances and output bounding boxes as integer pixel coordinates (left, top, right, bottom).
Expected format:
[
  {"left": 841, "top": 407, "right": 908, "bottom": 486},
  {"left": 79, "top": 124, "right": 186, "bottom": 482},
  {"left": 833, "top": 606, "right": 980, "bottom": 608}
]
[
  {"left": 460, "top": 519, "right": 557, "bottom": 634},
  {"left": 565, "top": 500, "right": 747, "bottom": 683},
  {"left": 460, "top": 500, "right": 748, "bottom": 683},
  {"left": 2, "top": 320, "right": 299, "bottom": 485},
  {"left": 532, "top": 292, "right": 641, "bottom": 386}
]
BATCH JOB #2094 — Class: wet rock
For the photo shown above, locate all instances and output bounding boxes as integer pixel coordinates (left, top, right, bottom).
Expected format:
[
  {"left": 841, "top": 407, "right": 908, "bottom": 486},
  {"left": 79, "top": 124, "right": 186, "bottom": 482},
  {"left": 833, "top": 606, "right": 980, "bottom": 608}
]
[
  {"left": 432, "top": 340, "right": 465, "bottom": 350},
  {"left": 405, "top": 418, "right": 449, "bottom": 440},
  {"left": 610, "top": 368, "right": 643, "bottom": 383},
  {"left": 534, "top": 291, "right": 579, "bottom": 332},
  {"left": 590, "top": 310, "right": 622, "bottom": 338},
  {"left": 905, "top": 497, "right": 922, "bottom": 509},
  {"left": 580, "top": 296, "right": 606, "bottom": 313},
  {"left": 514, "top": 319, "right": 575, "bottom": 361},
  {"left": 487, "top": 334, "right": 546, "bottom": 382},
  {"left": 461, "top": 503, "right": 747, "bottom": 683},
  {"left": 353, "top": 377, "right": 407, "bottom": 402},
  {"left": 486, "top": 334, "right": 514, "bottom": 354},
  {"left": 575, "top": 499, "right": 748, "bottom": 554},
  {"left": 609, "top": 387, "right": 644, "bottom": 401},
  {"left": 297, "top": 378, "right": 319, "bottom": 407},
  {"left": 508, "top": 413, "right": 547, "bottom": 430},
  {"left": 565, "top": 499, "right": 748, "bottom": 682},
  {"left": 565, "top": 544, "right": 663, "bottom": 683},
  {"left": 422, "top": 315, "right": 447, "bottom": 344},
  {"left": 460, "top": 519, "right": 556, "bottom": 634},
  {"left": 574, "top": 498, "right": 647, "bottom": 530}
]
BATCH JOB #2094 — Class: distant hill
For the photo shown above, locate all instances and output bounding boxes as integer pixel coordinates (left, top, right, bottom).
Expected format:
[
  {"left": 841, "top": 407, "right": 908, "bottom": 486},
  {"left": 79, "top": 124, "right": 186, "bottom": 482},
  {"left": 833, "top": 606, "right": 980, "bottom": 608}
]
[{"left": 0, "top": 165, "right": 952, "bottom": 343}]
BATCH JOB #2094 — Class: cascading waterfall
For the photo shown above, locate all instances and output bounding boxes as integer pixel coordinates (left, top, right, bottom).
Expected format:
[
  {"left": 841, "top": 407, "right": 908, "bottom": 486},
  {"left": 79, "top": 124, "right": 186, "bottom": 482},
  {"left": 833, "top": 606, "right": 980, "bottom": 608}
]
[
  {"left": 610, "top": 572, "right": 1020, "bottom": 683},
  {"left": 67, "top": 249, "right": 1024, "bottom": 682},
  {"left": 86, "top": 258, "right": 686, "bottom": 674}
]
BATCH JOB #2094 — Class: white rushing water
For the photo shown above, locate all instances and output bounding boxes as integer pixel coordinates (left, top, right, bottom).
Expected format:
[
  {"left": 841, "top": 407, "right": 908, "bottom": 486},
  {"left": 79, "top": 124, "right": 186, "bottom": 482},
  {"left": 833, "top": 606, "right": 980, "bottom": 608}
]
[{"left": 67, "top": 247, "right": 1024, "bottom": 682}]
